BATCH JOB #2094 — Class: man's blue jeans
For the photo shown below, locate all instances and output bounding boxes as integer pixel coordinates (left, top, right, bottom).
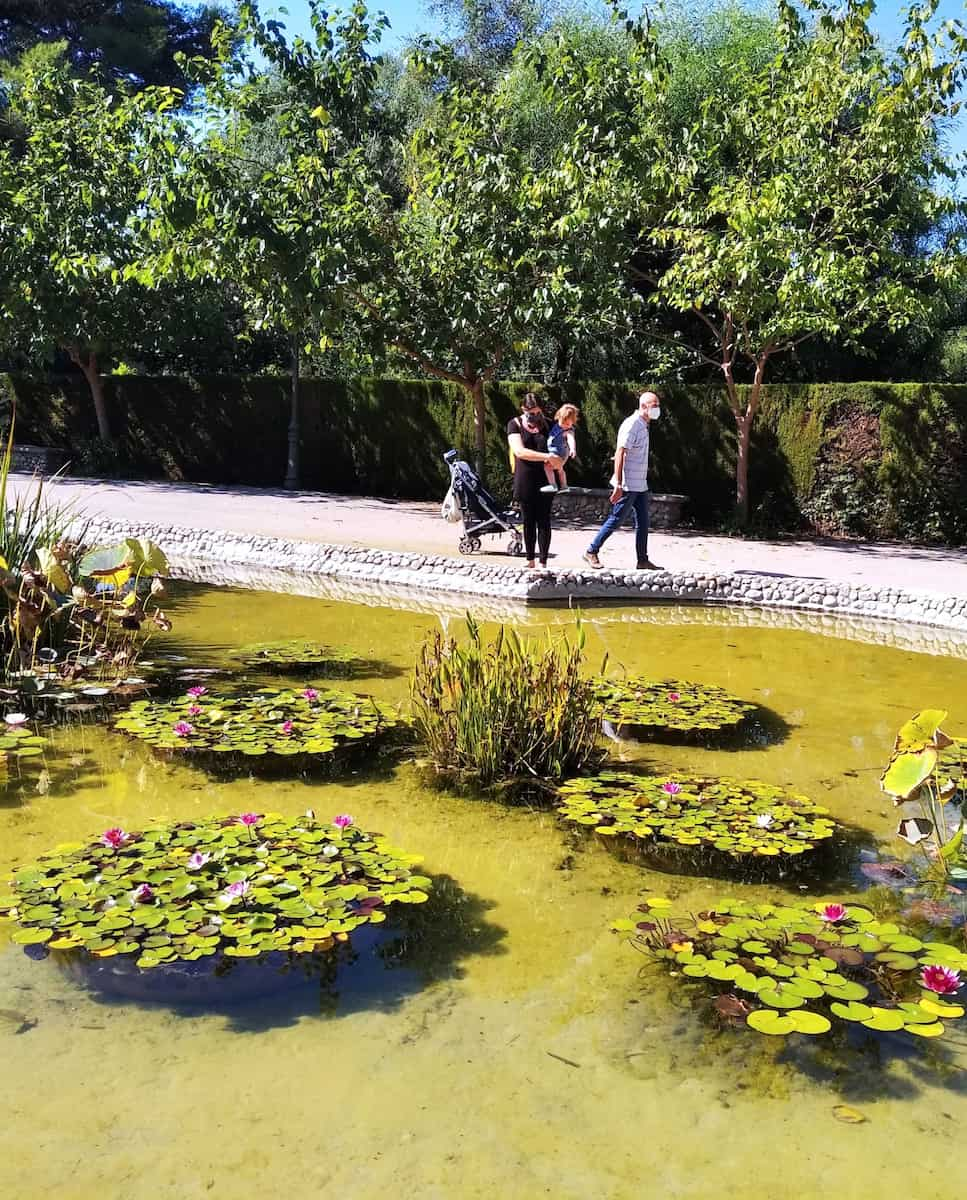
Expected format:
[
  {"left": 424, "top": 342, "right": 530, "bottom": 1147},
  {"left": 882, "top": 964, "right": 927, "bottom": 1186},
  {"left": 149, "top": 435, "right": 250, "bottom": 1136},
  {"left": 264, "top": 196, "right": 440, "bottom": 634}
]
[{"left": 588, "top": 490, "right": 650, "bottom": 563}]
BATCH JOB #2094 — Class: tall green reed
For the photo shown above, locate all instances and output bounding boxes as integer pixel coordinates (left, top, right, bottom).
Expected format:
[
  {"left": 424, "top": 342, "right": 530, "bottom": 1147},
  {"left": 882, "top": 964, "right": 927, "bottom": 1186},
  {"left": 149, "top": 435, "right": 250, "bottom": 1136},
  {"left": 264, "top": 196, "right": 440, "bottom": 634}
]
[{"left": 411, "top": 616, "right": 604, "bottom": 792}]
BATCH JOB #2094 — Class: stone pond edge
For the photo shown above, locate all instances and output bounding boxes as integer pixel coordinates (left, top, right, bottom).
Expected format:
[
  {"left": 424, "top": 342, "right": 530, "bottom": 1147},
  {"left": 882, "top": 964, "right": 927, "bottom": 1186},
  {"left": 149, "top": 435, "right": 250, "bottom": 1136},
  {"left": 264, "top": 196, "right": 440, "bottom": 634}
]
[{"left": 76, "top": 516, "right": 967, "bottom": 635}]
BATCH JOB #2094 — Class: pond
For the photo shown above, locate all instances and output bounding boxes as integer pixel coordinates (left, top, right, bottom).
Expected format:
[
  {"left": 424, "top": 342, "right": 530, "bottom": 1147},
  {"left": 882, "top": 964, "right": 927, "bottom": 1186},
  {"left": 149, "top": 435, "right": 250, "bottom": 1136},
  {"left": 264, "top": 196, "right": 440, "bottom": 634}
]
[{"left": 2, "top": 582, "right": 967, "bottom": 1200}]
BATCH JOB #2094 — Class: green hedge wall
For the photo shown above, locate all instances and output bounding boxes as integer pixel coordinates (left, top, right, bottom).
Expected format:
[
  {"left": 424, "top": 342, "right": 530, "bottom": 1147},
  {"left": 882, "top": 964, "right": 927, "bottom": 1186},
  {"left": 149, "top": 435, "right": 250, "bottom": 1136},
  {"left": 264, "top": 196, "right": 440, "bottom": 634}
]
[{"left": 2, "top": 373, "right": 965, "bottom": 543}]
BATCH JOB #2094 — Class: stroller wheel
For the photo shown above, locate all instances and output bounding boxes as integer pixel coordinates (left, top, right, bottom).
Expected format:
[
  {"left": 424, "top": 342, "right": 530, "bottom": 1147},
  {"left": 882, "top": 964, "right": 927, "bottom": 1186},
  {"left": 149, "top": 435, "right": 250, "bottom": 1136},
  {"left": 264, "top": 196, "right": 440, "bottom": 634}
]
[
  {"left": 508, "top": 535, "right": 524, "bottom": 557},
  {"left": 469, "top": 537, "right": 482, "bottom": 554},
  {"left": 458, "top": 536, "right": 474, "bottom": 555}
]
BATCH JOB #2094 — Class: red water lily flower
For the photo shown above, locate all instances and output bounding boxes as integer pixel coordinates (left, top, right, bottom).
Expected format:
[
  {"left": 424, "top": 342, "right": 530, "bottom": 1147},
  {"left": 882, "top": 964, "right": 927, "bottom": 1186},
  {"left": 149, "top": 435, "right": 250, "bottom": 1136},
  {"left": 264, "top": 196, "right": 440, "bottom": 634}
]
[
  {"left": 236, "top": 813, "right": 260, "bottom": 827},
  {"left": 333, "top": 814, "right": 354, "bottom": 829},
  {"left": 921, "top": 965, "right": 962, "bottom": 995},
  {"left": 821, "top": 904, "right": 848, "bottom": 923},
  {"left": 667, "top": 692, "right": 681, "bottom": 703},
  {"left": 100, "top": 827, "right": 130, "bottom": 849},
  {"left": 661, "top": 781, "right": 682, "bottom": 795}
]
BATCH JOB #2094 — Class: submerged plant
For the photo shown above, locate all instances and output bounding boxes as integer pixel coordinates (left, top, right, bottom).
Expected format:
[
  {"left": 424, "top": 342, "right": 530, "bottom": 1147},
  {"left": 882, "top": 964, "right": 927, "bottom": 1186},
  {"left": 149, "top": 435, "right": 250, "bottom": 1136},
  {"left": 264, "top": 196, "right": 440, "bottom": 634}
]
[
  {"left": 589, "top": 676, "right": 756, "bottom": 737},
  {"left": 114, "top": 686, "right": 398, "bottom": 759},
  {"left": 614, "top": 897, "right": 967, "bottom": 1040},
  {"left": 232, "top": 640, "right": 370, "bottom": 676},
  {"left": 558, "top": 772, "right": 836, "bottom": 860},
  {"left": 0, "top": 813, "right": 431, "bottom": 969},
  {"left": 881, "top": 710, "right": 967, "bottom": 879},
  {"left": 410, "top": 617, "right": 602, "bottom": 790}
]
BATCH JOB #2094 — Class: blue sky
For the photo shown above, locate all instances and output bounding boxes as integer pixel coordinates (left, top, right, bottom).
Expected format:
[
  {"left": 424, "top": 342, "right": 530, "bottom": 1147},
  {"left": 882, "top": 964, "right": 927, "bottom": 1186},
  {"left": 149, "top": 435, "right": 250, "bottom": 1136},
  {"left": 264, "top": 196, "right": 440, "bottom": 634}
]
[{"left": 261, "top": 1, "right": 967, "bottom": 178}]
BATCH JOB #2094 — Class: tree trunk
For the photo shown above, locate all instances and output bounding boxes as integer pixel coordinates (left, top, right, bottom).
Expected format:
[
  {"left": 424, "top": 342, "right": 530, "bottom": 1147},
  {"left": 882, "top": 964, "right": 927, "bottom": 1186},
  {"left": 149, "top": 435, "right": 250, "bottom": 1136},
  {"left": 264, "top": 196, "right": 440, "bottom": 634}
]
[
  {"left": 470, "top": 377, "right": 487, "bottom": 480},
  {"left": 284, "top": 336, "right": 301, "bottom": 490},
  {"left": 735, "top": 411, "right": 752, "bottom": 524},
  {"left": 70, "top": 349, "right": 112, "bottom": 442}
]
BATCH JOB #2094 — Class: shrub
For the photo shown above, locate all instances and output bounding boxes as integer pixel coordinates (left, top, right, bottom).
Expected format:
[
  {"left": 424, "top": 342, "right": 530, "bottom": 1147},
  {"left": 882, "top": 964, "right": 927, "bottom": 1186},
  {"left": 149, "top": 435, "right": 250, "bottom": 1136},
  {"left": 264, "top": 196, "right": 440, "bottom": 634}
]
[{"left": 410, "top": 617, "right": 602, "bottom": 792}]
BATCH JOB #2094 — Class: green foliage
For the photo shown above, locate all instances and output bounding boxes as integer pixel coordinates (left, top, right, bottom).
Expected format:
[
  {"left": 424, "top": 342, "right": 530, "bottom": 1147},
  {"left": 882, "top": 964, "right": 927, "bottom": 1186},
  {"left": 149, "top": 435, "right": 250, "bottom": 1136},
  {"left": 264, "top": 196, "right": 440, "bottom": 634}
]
[
  {"left": 232, "top": 640, "right": 370, "bottom": 676},
  {"left": 559, "top": 771, "right": 836, "bottom": 860},
  {"left": 410, "top": 616, "right": 601, "bottom": 789},
  {"left": 114, "top": 685, "right": 398, "bottom": 760},
  {"left": 0, "top": 812, "right": 430, "bottom": 968},
  {"left": 0, "top": 2, "right": 233, "bottom": 94},
  {"left": 880, "top": 709, "right": 967, "bottom": 879},
  {"left": 616, "top": 897, "right": 967, "bottom": 1041},
  {"left": 590, "top": 676, "right": 755, "bottom": 736}
]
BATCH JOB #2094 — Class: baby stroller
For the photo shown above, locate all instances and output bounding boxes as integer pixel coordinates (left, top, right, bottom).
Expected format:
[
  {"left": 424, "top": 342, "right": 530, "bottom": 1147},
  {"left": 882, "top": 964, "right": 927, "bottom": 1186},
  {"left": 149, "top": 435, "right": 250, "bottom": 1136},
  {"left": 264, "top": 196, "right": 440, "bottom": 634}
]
[{"left": 442, "top": 449, "right": 524, "bottom": 556}]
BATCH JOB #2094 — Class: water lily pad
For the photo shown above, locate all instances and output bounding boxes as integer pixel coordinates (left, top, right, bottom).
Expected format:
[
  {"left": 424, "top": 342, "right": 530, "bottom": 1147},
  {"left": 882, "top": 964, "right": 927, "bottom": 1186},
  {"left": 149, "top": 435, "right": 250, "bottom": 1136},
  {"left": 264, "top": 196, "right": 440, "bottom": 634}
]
[
  {"left": 590, "top": 676, "right": 756, "bottom": 738},
  {"left": 232, "top": 641, "right": 373, "bottom": 677},
  {"left": 114, "top": 687, "right": 399, "bottom": 764},
  {"left": 557, "top": 771, "right": 837, "bottom": 863},
  {"left": 615, "top": 896, "right": 966, "bottom": 1044},
  {"left": 0, "top": 814, "right": 428, "bottom": 970}
]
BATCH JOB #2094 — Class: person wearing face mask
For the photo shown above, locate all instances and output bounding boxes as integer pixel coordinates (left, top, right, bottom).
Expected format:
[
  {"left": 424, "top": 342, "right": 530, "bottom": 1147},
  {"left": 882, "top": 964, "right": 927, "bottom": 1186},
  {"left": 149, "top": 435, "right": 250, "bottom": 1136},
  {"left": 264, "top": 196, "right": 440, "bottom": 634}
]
[{"left": 583, "top": 391, "right": 662, "bottom": 571}]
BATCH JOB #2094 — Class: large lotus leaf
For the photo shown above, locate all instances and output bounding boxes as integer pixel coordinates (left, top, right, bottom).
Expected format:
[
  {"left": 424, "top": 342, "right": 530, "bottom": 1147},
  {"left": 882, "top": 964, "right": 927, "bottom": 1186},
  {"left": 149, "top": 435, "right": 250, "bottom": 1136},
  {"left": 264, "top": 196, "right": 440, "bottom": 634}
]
[
  {"left": 895, "top": 710, "right": 949, "bottom": 753},
  {"left": 78, "top": 543, "right": 130, "bottom": 578},
  {"left": 881, "top": 748, "right": 938, "bottom": 800},
  {"left": 123, "top": 538, "right": 169, "bottom": 576}
]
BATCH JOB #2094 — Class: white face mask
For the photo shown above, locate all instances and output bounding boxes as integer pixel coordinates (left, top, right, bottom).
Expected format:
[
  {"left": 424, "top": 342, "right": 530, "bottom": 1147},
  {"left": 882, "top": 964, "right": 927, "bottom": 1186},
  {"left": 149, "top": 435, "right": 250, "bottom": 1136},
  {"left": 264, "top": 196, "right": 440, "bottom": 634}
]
[{"left": 647, "top": 405, "right": 660, "bottom": 421}]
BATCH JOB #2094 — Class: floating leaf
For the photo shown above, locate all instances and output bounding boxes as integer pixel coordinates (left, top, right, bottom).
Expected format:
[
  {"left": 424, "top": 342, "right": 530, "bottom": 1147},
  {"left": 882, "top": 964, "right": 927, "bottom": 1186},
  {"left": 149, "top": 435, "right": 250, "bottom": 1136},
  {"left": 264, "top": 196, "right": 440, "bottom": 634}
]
[
  {"left": 881, "top": 748, "right": 938, "bottom": 801},
  {"left": 590, "top": 676, "right": 756, "bottom": 737},
  {"left": 832, "top": 1105, "right": 867, "bottom": 1124}
]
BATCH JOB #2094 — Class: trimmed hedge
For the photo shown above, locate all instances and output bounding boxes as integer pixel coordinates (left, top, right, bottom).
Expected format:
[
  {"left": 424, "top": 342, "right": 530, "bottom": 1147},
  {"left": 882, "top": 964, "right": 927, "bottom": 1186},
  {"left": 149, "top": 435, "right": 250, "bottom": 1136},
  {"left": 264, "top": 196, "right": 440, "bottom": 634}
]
[{"left": 1, "top": 373, "right": 965, "bottom": 543}]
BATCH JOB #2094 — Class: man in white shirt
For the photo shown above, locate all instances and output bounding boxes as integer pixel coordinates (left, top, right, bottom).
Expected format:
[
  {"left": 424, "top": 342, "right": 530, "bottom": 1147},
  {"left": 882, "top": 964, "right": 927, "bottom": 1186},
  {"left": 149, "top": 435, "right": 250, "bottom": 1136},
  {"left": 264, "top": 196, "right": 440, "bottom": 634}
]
[{"left": 583, "top": 391, "right": 662, "bottom": 570}]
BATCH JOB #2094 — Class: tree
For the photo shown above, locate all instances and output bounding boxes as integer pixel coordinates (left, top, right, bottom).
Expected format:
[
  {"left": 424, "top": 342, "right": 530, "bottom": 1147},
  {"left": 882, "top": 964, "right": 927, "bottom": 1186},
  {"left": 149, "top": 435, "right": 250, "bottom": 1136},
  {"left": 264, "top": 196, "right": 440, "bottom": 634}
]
[
  {"left": 609, "top": 0, "right": 967, "bottom": 521},
  {"left": 138, "top": 0, "right": 389, "bottom": 485},
  {"left": 0, "top": 1, "right": 233, "bottom": 95},
  {"left": 342, "top": 33, "right": 641, "bottom": 476},
  {"left": 428, "top": 0, "right": 562, "bottom": 70},
  {"left": 0, "top": 51, "right": 185, "bottom": 439}
]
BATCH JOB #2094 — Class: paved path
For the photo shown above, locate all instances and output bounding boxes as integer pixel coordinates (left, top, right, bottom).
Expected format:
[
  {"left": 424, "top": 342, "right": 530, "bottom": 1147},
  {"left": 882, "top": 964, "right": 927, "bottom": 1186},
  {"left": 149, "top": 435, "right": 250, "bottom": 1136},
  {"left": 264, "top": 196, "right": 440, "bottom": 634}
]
[{"left": 14, "top": 473, "right": 967, "bottom": 600}]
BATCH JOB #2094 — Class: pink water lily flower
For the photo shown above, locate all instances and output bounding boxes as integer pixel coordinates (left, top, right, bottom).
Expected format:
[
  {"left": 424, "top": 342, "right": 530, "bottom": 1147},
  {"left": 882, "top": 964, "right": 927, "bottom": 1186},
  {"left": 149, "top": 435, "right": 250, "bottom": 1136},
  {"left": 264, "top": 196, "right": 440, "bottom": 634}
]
[
  {"left": 236, "top": 813, "right": 260, "bottom": 827},
  {"left": 186, "top": 852, "right": 210, "bottom": 871},
  {"left": 280, "top": 721, "right": 295, "bottom": 736},
  {"left": 133, "top": 883, "right": 154, "bottom": 903},
  {"left": 666, "top": 692, "right": 681, "bottom": 703},
  {"left": 172, "top": 721, "right": 194, "bottom": 737},
  {"left": 302, "top": 688, "right": 319, "bottom": 702},
  {"left": 333, "top": 814, "right": 354, "bottom": 829},
  {"left": 100, "top": 827, "right": 130, "bottom": 849},
  {"left": 223, "top": 880, "right": 251, "bottom": 902},
  {"left": 187, "top": 704, "right": 202, "bottom": 717},
  {"left": 660, "top": 782, "right": 682, "bottom": 796},
  {"left": 186, "top": 686, "right": 207, "bottom": 698},
  {"left": 921, "top": 964, "right": 962, "bottom": 995},
  {"left": 4, "top": 712, "right": 27, "bottom": 726},
  {"left": 821, "top": 903, "right": 848, "bottom": 923}
]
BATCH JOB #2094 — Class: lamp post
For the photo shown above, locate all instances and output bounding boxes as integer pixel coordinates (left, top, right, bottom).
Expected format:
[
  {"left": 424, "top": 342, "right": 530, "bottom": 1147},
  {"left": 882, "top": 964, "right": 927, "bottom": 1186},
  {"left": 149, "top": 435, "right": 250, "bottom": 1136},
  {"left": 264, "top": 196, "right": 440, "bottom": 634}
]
[{"left": 284, "top": 334, "right": 300, "bottom": 490}]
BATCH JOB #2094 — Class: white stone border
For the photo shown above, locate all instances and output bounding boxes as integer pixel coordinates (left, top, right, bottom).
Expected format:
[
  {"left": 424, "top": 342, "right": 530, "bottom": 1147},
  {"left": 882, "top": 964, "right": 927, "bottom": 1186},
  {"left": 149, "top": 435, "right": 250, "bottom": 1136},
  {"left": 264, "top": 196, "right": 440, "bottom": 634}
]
[{"left": 80, "top": 517, "right": 967, "bottom": 635}]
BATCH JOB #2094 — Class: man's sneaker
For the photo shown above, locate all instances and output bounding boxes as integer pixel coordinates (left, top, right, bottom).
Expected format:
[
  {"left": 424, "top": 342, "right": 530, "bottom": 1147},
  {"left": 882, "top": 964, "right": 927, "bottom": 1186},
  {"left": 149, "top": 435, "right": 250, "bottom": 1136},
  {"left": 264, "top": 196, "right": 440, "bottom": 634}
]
[
  {"left": 540, "top": 483, "right": 558, "bottom": 493},
  {"left": 582, "top": 551, "right": 603, "bottom": 569},
  {"left": 636, "top": 559, "right": 661, "bottom": 570}
]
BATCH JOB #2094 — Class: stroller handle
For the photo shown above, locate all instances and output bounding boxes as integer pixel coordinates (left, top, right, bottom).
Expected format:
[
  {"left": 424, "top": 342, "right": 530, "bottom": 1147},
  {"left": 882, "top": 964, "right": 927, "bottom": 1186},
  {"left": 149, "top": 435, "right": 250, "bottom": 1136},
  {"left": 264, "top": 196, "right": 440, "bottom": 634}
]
[{"left": 443, "top": 449, "right": 459, "bottom": 465}]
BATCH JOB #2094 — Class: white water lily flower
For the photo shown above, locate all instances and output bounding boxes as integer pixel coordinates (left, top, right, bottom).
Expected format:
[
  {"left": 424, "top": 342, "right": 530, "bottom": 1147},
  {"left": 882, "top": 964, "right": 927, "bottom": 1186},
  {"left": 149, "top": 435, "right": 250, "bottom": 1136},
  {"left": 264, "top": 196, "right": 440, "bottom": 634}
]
[
  {"left": 755, "top": 813, "right": 774, "bottom": 828},
  {"left": 322, "top": 844, "right": 339, "bottom": 858},
  {"left": 4, "top": 713, "right": 27, "bottom": 726}
]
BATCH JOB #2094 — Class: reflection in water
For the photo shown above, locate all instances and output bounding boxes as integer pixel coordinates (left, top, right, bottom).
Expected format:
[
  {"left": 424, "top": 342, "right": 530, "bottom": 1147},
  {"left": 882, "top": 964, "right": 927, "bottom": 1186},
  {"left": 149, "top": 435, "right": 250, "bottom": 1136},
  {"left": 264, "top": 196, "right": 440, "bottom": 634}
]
[{"left": 3, "top": 584, "right": 967, "bottom": 1199}]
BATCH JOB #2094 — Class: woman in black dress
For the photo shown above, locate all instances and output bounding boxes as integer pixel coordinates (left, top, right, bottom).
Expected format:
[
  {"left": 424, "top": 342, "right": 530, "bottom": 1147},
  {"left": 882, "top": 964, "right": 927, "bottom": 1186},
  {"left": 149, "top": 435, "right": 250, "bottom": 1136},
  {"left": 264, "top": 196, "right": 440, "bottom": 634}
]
[{"left": 506, "top": 394, "right": 563, "bottom": 570}]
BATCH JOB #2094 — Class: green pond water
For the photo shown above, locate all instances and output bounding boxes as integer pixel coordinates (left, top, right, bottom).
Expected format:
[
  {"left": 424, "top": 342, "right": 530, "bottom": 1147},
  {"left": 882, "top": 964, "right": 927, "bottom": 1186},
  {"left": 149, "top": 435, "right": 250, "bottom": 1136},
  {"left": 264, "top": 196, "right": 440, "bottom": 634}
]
[{"left": 3, "top": 583, "right": 967, "bottom": 1200}]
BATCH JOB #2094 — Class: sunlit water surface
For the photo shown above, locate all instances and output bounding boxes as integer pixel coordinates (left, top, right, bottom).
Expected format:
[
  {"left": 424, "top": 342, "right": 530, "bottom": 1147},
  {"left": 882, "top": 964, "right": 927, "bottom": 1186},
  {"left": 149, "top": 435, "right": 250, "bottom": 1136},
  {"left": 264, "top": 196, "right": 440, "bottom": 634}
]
[{"left": 3, "top": 584, "right": 967, "bottom": 1200}]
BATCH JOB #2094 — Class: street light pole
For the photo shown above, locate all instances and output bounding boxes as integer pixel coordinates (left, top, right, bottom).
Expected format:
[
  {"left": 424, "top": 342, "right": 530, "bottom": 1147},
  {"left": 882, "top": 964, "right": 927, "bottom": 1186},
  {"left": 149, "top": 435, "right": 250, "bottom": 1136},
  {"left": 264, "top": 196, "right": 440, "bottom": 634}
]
[{"left": 284, "top": 334, "right": 301, "bottom": 490}]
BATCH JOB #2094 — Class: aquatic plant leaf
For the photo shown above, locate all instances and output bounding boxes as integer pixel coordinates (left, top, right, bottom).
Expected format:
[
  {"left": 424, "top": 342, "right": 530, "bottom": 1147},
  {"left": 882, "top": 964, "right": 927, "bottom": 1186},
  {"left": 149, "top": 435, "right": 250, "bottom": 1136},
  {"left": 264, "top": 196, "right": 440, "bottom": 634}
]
[
  {"left": 114, "top": 687, "right": 399, "bottom": 764},
  {"left": 832, "top": 1105, "right": 867, "bottom": 1124},
  {"left": 881, "top": 748, "right": 938, "bottom": 801},
  {"left": 2, "top": 815, "right": 429, "bottom": 969},
  {"left": 558, "top": 771, "right": 837, "bottom": 864},
  {"left": 895, "top": 710, "right": 948, "bottom": 752},
  {"left": 589, "top": 676, "right": 756, "bottom": 738},
  {"left": 747, "top": 1010, "right": 795, "bottom": 1035},
  {"left": 233, "top": 640, "right": 369, "bottom": 677},
  {"left": 617, "top": 897, "right": 966, "bottom": 1044}
]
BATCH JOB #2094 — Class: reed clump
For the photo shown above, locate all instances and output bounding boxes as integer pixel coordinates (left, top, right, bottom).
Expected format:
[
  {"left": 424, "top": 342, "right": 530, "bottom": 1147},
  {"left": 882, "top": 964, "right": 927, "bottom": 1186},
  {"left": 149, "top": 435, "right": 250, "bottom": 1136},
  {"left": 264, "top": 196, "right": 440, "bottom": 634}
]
[{"left": 411, "top": 617, "right": 602, "bottom": 793}]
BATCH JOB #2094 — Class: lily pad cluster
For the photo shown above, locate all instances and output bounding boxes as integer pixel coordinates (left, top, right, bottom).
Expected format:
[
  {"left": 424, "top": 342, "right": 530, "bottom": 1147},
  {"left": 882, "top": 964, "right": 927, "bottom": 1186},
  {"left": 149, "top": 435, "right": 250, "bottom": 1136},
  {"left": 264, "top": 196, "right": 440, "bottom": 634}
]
[
  {"left": 590, "top": 677, "right": 756, "bottom": 736},
  {"left": 0, "top": 813, "right": 431, "bottom": 969},
  {"left": 615, "top": 897, "right": 967, "bottom": 1039},
  {"left": 232, "top": 640, "right": 368, "bottom": 676},
  {"left": 0, "top": 722, "right": 47, "bottom": 762},
  {"left": 114, "top": 686, "right": 398, "bottom": 758},
  {"left": 558, "top": 772, "right": 836, "bottom": 859}
]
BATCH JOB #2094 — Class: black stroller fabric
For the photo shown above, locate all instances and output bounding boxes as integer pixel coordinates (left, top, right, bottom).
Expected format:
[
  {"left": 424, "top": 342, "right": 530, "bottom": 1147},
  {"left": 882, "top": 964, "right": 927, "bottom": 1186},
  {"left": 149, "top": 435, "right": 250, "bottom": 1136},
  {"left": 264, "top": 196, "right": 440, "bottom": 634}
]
[{"left": 443, "top": 450, "right": 523, "bottom": 555}]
